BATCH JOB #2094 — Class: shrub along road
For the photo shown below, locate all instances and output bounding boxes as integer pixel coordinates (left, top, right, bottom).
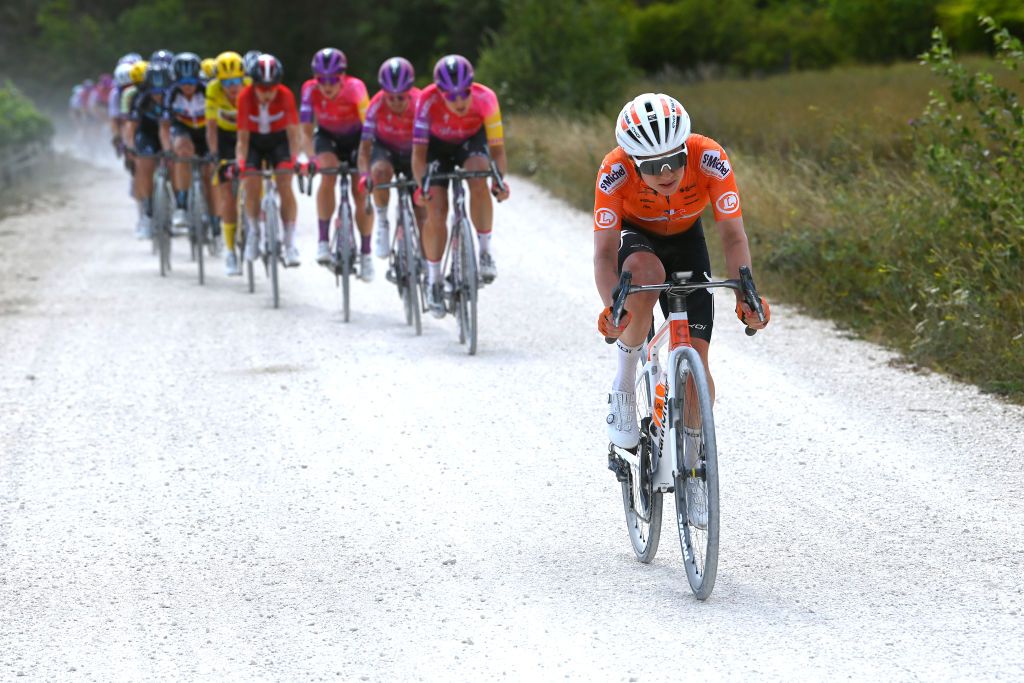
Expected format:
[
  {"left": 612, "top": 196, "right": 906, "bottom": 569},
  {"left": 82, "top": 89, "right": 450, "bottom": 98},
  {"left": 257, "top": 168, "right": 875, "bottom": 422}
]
[{"left": 1, "top": 162, "right": 1022, "bottom": 679}]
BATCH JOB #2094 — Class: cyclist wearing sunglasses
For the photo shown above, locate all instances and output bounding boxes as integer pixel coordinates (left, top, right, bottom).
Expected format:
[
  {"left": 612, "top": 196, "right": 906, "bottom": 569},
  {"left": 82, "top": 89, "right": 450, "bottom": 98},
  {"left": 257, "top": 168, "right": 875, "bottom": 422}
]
[
  {"left": 163, "top": 53, "right": 210, "bottom": 235},
  {"left": 299, "top": 47, "right": 373, "bottom": 277},
  {"left": 412, "top": 54, "right": 509, "bottom": 315},
  {"left": 125, "top": 63, "right": 173, "bottom": 241},
  {"left": 236, "top": 53, "right": 302, "bottom": 267},
  {"left": 357, "top": 56, "right": 423, "bottom": 259},
  {"left": 205, "top": 51, "right": 251, "bottom": 276},
  {"left": 594, "top": 93, "right": 770, "bottom": 450}
]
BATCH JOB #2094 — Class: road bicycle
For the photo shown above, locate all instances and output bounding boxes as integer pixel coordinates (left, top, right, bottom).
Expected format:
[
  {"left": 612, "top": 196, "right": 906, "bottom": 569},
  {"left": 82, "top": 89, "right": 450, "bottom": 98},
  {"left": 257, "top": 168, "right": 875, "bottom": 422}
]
[
  {"left": 312, "top": 164, "right": 364, "bottom": 322},
  {"left": 179, "top": 154, "right": 215, "bottom": 285},
  {"left": 373, "top": 174, "right": 423, "bottom": 335},
  {"left": 421, "top": 160, "right": 506, "bottom": 355},
  {"left": 605, "top": 266, "right": 764, "bottom": 600},
  {"left": 240, "top": 166, "right": 295, "bottom": 309},
  {"left": 143, "top": 151, "right": 174, "bottom": 278}
]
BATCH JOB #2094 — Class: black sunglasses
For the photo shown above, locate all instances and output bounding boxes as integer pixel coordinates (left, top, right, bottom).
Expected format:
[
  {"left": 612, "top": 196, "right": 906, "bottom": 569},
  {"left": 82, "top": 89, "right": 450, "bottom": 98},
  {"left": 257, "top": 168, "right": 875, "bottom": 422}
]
[{"left": 633, "top": 150, "right": 687, "bottom": 175}]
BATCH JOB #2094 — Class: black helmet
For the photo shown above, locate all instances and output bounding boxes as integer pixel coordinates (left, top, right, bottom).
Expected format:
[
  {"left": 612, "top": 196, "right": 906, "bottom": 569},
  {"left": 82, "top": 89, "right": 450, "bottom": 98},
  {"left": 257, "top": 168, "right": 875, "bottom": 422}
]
[
  {"left": 243, "top": 50, "right": 262, "bottom": 76},
  {"left": 250, "top": 54, "right": 283, "bottom": 86},
  {"left": 171, "top": 52, "right": 202, "bottom": 84},
  {"left": 145, "top": 63, "right": 172, "bottom": 92}
]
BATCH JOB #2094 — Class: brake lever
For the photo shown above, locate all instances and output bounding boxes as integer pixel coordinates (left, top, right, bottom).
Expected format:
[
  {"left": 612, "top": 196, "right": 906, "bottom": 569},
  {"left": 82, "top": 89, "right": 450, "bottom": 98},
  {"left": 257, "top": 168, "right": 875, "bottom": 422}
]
[
  {"left": 738, "top": 265, "right": 764, "bottom": 336},
  {"left": 604, "top": 271, "right": 632, "bottom": 344}
]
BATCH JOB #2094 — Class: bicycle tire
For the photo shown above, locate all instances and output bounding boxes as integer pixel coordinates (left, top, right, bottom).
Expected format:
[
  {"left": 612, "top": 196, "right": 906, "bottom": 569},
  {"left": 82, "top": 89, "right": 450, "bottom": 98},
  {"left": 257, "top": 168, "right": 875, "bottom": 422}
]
[
  {"left": 672, "top": 347, "right": 720, "bottom": 600},
  {"left": 154, "top": 174, "right": 171, "bottom": 277},
  {"left": 190, "top": 178, "right": 206, "bottom": 285},
  {"left": 622, "top": 370, "right": 663, "bottom": 563},
  {"left": 458, "top": 218, "right": 478, "bottom": 355},
  {"left": 403, "top": 208, "right": 422, "bottom": 336},
  {"left": 266, "top": 209, "right": 280, "bottom": 309},
  {"left": 338, "top": 215, "right": 352, "bottom": 323}
]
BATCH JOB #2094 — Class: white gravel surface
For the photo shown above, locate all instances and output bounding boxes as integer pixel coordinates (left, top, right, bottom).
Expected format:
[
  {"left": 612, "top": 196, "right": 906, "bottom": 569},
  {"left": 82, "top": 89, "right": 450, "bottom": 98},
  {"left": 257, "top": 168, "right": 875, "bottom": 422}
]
[{"left": 1, "top": 160, "right": 1023, "bottom": 681}]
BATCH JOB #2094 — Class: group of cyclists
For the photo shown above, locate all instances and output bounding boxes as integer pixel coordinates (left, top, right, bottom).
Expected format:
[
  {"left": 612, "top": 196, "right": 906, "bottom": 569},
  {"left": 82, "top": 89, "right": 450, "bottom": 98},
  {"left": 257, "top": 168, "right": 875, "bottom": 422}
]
[{"left": 79, "top": 48, "right": 508, "bottom": 318}]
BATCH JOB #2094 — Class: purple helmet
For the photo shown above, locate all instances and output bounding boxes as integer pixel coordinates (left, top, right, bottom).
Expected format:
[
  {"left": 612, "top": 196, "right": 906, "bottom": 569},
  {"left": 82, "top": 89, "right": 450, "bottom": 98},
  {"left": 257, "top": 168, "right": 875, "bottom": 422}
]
[
  {"left": 311, "top": 48, "right": 346, "bottom": 77},
  {"left": 433, "top": 54, "right": 473, "bottom": 94},
  {"left": 378, "top": 57, "right": 415, "bottom": 93}
]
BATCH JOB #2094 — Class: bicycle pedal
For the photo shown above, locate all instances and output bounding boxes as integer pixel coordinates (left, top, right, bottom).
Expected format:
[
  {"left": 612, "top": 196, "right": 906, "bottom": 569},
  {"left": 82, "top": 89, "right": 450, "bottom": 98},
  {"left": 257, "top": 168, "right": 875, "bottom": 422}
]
[{"left": 607, "top": 451, "right": 629, "bottom": 482}]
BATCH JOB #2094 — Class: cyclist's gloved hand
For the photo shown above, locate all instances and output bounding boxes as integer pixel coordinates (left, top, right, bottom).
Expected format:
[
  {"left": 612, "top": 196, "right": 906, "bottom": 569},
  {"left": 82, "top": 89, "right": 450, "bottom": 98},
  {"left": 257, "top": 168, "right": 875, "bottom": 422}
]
[
  {"left": 598, "top": 306, "right": 632, "bottom": 339},
  {"left": 491, "top": 178, "right": 510, "bottom": 202},
  {"left": 229, "top": 161, "right": 243, "bottom": 179},
  {"left": 357, "top": 174, "right": 369, "bottom": 194},
  {"left": 736, "top": 297, "right": 770, "bottom": 329},
  {"left": 413, "top": 186, "right": 429, "bottom": 207}
]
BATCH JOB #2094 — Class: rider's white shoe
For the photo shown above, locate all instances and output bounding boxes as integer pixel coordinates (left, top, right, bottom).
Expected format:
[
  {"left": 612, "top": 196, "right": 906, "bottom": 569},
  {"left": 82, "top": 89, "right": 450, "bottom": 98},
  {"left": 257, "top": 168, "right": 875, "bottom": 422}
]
[
  {"left": 224, "top": 251, "right": 242, "bottom": 276},
  {"left": 374, "top": 219, "right": 390, "bottom": 259},
  {"left": 359, "top": 253, "right": 374, "bottom": 282},
  {"left": 284, "top": 245, "right": 301, "bottom": 267},
  {"left": 685, "top": 477, "right": 708, "bottom": 530},
  {"left": 426, "top": 281, "right": 446, "bottom": 319},
  {"left": 606, "top": 391, "right": 640, "bottom": 450},
  {"left": 243, "top": 227, "right": 260, "bottom": 262},
  {"left": 171, "top": 208, "right": 189, "bottom": 236},
  {"left": 479, "top": 251, "right": 497, "bottom": 284},
  {"left": 316, "top": 241, "right": 331, "bottom": 265},
  {"left": 138, "top": 214, "right": 153, "bottom": 240}
]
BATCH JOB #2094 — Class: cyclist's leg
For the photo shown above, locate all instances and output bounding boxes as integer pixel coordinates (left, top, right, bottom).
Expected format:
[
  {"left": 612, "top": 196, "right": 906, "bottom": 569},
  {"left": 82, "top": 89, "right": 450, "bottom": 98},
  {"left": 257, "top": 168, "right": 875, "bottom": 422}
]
[
  {"left": 370, "top": 146, "right": 396, "bottom": 259},
  {"left": 314, "top": 130, "right": 339, "bottom": 244},
  {"left": 343, "top": 138, "right": 372, "bottom": 243},
  {"left": 171, "top": 126, "right": 194, "bottom": 212},
  {"left": 459, "top": 130, "right": 494, "bottom": 246},
  {"left": 217, "top": 129, "right": 239, "bottom": 253},
  {"left": 134, "top": 129, "right": 160, "bottom": 218}
]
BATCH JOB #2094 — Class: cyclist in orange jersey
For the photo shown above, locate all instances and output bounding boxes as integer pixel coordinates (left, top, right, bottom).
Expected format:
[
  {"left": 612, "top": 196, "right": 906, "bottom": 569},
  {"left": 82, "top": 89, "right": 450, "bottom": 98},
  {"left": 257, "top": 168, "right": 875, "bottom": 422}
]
[{"left": 594, "top": 93, "right": 770, "bottom": 451}]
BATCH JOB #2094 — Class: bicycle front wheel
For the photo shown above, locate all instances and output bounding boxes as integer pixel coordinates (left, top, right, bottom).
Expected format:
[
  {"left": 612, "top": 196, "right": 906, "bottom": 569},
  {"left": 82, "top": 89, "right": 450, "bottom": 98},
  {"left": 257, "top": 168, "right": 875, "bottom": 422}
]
[
  {"left": 457, "top": 218, "right": 478, "bottom": 355},
  {"left": 190, "top": 182, "right": 206, "bottom": 285},
  {"left": 266, "top": 211, "right": 280, "bottom": 309},
  {"left": 154, "top": 178, "right": 171, "bottom": 277},
  {"left": 402, "top": 209, "right": 422, "bottom": 336},
  {"left": 672, "top": 347, "right": 720, "bottom": 601},
  {"left": 337, "top": 215, "right": 352, "bottom": 322},
  {"left": 621, "top": 370, "right": 662, "bottom": 562}
]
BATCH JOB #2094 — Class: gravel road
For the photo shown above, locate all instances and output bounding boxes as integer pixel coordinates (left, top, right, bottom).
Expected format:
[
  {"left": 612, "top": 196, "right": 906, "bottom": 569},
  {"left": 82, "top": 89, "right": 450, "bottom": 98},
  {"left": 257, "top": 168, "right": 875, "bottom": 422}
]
[{"left": 2, "top": 160, "right": 1022, "bottom": 680}]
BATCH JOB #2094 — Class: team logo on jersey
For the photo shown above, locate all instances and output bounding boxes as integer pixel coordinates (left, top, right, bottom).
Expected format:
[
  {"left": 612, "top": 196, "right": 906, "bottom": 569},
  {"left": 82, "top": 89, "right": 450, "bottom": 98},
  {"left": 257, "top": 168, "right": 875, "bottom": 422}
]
[
  {"left": 700, "top": 150, "right": 732, "bottom": 179},
  {"left": 715, "top": 191, "right": 740, "bottom": 215},
  {"left": 598, "top": 162, "right": 627, "bottom": 195},
  {"left": 595, "top": 208, "right": 618, "bottom": 229}
]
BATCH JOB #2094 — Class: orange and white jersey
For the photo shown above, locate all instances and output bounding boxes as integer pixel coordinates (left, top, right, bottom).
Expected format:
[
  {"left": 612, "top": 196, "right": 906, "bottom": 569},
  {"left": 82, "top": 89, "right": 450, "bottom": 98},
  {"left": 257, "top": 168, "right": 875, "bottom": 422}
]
[{"left": 592, "top": 134, "right": 742, "bottom": 237}]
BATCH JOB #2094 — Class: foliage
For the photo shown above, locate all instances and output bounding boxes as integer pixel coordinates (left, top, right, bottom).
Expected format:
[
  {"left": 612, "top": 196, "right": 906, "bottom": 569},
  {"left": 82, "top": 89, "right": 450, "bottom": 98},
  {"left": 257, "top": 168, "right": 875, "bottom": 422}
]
[
  {"left": 0, "top": 81, "right": 53, "bottom": 150},
  {"left": 827, "top": 0, "right": 940, "bottom": 62},
  {"left": 937, "top": 0, "right": 1024, "bottom": 51},
  {"left": 476, "top": 0, "right": 632, "bottom": 111}
]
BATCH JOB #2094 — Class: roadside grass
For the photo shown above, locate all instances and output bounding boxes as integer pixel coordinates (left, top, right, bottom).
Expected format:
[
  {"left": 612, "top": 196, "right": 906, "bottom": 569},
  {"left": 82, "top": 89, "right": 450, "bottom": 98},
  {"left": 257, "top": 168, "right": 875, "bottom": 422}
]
[{"left": 505, "top": 59, "right": 1024, "bottom": 401}]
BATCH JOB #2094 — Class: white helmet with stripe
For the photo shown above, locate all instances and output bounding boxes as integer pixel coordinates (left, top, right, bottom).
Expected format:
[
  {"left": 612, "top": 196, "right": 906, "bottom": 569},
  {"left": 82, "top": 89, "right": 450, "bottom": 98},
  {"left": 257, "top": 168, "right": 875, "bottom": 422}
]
[{"left": 615, "top": 93, "right": 690, "bottom": 157}]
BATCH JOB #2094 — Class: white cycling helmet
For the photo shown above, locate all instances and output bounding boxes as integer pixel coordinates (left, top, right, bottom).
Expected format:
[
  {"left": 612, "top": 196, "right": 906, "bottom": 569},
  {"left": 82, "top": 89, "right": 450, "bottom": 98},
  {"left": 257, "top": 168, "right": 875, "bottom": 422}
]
[
  {"left": 615, "top": 93, "right": 690, "bottom": 157},
  {"left": 114, "top": 63, "right": 133, "bottom": 88}
]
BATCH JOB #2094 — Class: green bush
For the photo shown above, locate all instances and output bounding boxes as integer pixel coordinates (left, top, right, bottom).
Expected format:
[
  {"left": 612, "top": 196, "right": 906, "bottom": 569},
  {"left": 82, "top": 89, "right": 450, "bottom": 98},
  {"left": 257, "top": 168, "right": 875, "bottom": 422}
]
[
  {"left": 476, "top": 0, "right": 632, "bottom": 111},
  {"left": 0, "top": 81, "right": 53, "bottom": 150},
  {"left": 827, "top": 0, "right": 941, "bottom": 62},
  {"left": 937, "top": 0, "right": 1024, "bottom": 51}
]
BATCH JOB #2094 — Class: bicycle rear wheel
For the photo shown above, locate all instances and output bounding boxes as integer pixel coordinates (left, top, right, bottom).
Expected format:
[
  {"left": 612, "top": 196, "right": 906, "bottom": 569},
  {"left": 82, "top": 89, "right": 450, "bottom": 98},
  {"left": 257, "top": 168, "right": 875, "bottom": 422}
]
[
  {"left": 154, "top": 176, "right": 171, "bottom": 277},
  {"left": 621, "top": 370, "right": 662, "bottom": 562},
  {"left": 672, "top": 347, "right": 720, "bottom": 600},
  {"left": 337, "top": 215, "right": 352, "bottom": 322},
  {"left": 189, "top": 180, "right": 206, "bottom": 285},
  {"left": 401, "top": 206, "right": 422, "bottom": 336},
  {"left": 456, "top": 218, "right": 478, "bottom": 355}
]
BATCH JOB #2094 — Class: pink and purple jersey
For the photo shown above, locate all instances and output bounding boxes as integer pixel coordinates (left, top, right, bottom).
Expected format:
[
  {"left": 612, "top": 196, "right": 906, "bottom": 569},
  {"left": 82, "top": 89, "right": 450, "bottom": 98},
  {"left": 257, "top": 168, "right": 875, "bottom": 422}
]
[
  {"left": 412, "top": 83, "right": 504, "bottom": 147},
  {"left": 299, "top": 76, "right": 369, "bottom": 137},
  {"left": 361, "top": 87, "right": 421, "bottom": 154}
]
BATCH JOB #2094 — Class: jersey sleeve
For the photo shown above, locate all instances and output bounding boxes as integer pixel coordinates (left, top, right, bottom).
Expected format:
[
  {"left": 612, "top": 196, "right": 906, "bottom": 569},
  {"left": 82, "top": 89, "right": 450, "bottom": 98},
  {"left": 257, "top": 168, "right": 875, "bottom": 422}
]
[
  {"left": 593, "top": 152, "right": 628, "bottom": 232},
  {"left": 204, "top": 81, "right": 219, "bottom": 123},
  {"left": 355, "top": 80, "right": 369, "bottom": 123},
  {"left": 697, "top": 140, "right": 742, "bottom": 221},
  {"left": 477, "top": 85, "right": 504, "bottom": 147},
  {"left": 299, "top": 80, "right": 315, "bottom": 124},
  {"left": 236, "top": 87, "right": 252, "bottom": 132},
  {"left": 161, "top": 87, "right": 175, "bottom": 122},
  {"left": 412, "top": 88, "right": 433, "bottom": 145},
  {"left": 361, "top": 92, "right": 381, "bottom": 142}
]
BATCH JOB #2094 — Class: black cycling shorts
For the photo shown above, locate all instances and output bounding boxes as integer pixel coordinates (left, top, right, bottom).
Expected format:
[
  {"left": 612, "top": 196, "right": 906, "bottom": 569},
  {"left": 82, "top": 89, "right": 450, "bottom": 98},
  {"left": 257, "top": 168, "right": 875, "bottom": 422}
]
[
  {"left": 426, "top": 128, "right": 489, "bottom": 187},
  {"left": 617, "top": 219, "right": 715, "bottom": 342},
  {"left": 134, "top": 127, "right": 161, "bottom": 156},
  {"left": 246, "top": 130, "right": 291, "bottom": 170},
  {"left": 314, "top": 129, "right": 360, "bottom": 166},
  {"left": 370, "top": 141, "right": 413, "bottom": 180},
  {"left": 169, "top": 122, "right": 209, "bottom": 156},
  {"left": 214, "top": 128, "right": 237, "bottom": 183}
]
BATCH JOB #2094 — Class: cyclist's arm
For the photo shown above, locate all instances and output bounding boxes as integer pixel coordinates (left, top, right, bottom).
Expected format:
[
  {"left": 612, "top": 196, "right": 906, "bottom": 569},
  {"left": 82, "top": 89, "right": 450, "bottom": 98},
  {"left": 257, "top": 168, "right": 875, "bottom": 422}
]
[
  {"left": 122, "top": 119, "right": 137, "bottom": 150},
  {"left": 594, "top": 229, "right": 621, "bottom": 307},
  {"left": 236, "top": 128, "right": 249, "bottom": 167},
  {"left": 715, "top": 216, "right": 753, "bottom": 301},
  {"left": 356, "top": 139, "right": 372, "bottom": 178},
  {"left": 286, "top": 123, "right": 302, "bottom": 165},
  {"left": 412, "top": 143, "right": 427, "bottom": 188},
  {"left": 206, "top": 119, "right": 218, "bottom": 158},
  {"left": 490, "top": 143, "right": 507, "bottom": 178},
  {"left": 159, "top": 119, "right": 172, "bottom": 152}
]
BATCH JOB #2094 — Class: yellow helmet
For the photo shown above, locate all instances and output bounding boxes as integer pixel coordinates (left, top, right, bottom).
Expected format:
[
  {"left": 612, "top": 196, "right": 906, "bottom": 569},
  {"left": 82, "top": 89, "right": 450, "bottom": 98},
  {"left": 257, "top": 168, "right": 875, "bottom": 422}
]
[
  {"left": 216, "top": 51, "right": 244, "bottom": 80},
  {"left": 201, "top": 58, "right": 217, "bottom": 80},
  {"left": 129, "top": 60, "right": 149, "bottom": 85}
]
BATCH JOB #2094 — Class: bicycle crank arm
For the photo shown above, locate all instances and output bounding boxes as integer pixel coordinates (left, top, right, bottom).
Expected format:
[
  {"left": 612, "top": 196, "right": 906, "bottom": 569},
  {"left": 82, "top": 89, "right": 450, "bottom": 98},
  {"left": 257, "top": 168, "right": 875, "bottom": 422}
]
[{"left": 611, "top": 444, "right": 641, "bottom": 468}]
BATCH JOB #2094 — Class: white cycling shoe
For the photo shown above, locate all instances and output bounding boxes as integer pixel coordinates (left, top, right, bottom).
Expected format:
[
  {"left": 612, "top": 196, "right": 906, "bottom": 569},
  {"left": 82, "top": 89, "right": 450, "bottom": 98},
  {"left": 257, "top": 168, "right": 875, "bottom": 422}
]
[
  {"left": 284, "top": 245, "right": 301, "bottom": 267},
  {"left": 171, "top": 208, "right": 189, "bottom": 236},
  {"left": 137, "top": 214, "right": 152, "bottom": 240},
  {"left": 243, "top": 228, "right": 260, "bottom": 262},
  {"left": 606, "top": 391, "right": 640, "bottom": 450},
  {"left": 374, "top": 220, "right": 390, "bottom": 259},
  {"left": 316, "top": 241, "right": 331, "bottom": 265},
  {"left": 479, "top": 252, "right": 497, "bottom": 284},
  {"left": 359, "top": 253, "right": 374, "bottom": 282},
  {"left": 224, "top": 251, "right": 241, "bottom": 277},
  {"left": 685, "top": 477, "right": 709, "bottom": 530},
  {"left": 426, "top": 281, "right": 446, "bottom": 318}
]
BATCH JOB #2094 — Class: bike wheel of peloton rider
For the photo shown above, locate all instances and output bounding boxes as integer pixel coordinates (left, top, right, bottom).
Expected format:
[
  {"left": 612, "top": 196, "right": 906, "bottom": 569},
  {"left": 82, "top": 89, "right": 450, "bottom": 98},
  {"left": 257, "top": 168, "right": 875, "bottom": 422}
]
[
  {"left": 266, "top": 208, "right": 280, "bottom": 309},
  {"left": 622, "top": 368, "right": 662, "bottom": 563},
  {"left": 190, "top": 178, "right": 206, "bottom": 285},
  {"left": 338, "top": 212, "right": 352, "bottom": 323},
  {"left": 405, "top": 213, "right": 423, "bottom": 336},
  {"left": 154, "top": 174, "right": 171, "bottom": 277},
  {"left": 672, "top": 348, "right": 719, "bottom": 600},
  {"left": 457, "top": 217, "right": 478, "bottom": 355}
]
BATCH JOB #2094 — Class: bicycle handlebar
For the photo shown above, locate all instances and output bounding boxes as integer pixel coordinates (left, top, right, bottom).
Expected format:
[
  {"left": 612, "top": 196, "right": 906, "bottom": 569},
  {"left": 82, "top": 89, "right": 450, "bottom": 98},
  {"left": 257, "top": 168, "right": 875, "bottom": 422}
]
[
  {"left": 421, "top": 158, "right": 506, "bottom": 197},
  {"left": 605, "top": 265, "right": 765, "bottom": 344}
]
